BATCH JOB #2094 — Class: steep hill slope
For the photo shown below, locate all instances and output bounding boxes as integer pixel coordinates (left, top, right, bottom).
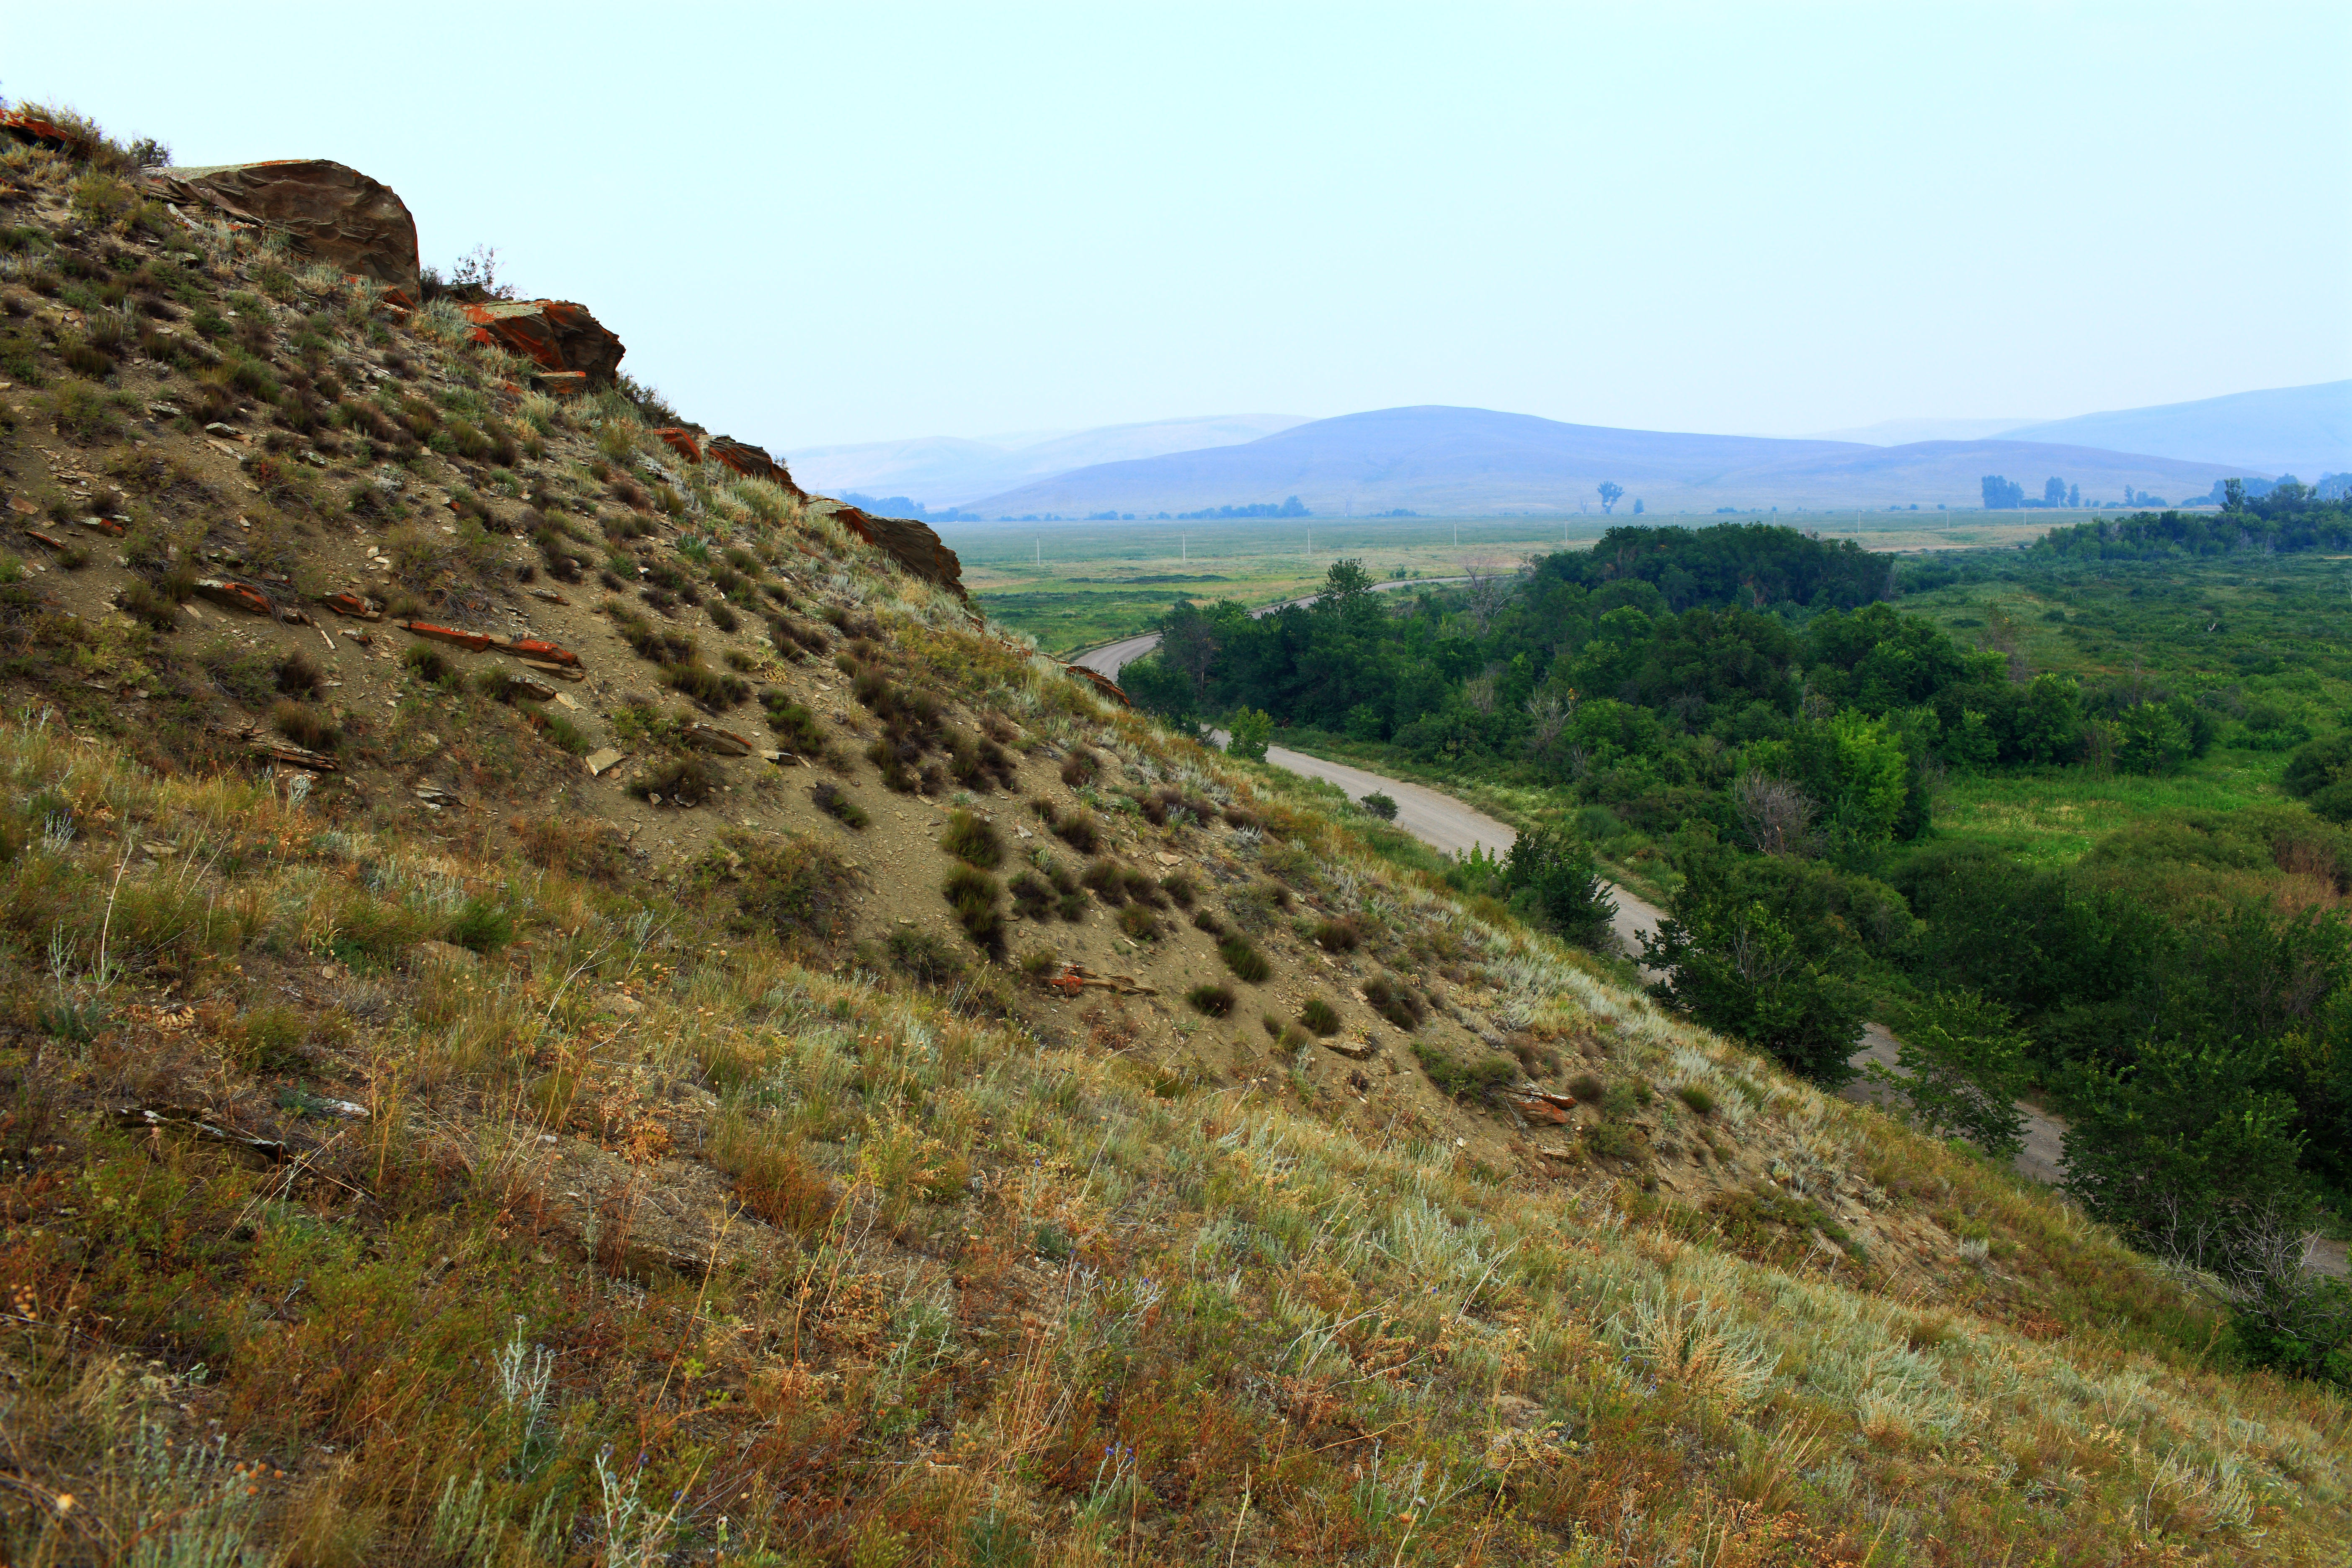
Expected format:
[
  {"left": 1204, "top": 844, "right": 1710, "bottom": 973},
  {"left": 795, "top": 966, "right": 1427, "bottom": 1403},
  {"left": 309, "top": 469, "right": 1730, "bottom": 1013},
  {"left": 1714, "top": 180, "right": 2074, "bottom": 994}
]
[
  {"left": 968, "top": 405, "right": 2262, "bottom": 517},
  {"left": 0, "top": 114, "right": 2345, "bottom": 1567}
]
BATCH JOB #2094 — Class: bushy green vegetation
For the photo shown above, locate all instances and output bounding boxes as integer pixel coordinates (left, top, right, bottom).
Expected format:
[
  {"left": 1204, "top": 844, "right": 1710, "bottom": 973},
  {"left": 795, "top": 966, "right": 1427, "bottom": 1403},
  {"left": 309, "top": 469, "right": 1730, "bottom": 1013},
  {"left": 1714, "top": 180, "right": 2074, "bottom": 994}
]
[{"left": 1124, "top": 520, "right": 2352, "bottom": 1376}]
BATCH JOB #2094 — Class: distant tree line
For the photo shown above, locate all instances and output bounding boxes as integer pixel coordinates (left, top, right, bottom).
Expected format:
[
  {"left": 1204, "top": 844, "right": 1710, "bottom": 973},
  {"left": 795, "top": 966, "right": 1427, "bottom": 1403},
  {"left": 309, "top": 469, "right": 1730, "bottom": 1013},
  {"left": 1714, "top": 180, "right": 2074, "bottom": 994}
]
[
  {"left": 1175, "top": 497, "right": 1309, "bottom": 520},
  {"left": 2028, "top": 485, "right": 2352, "bottom": 561},
  {"left": 1982, "top": 475, "right": 2085, "bottom": 509},
  {"left": 838, "top": 492, "right": 983, "bottom": 524}
]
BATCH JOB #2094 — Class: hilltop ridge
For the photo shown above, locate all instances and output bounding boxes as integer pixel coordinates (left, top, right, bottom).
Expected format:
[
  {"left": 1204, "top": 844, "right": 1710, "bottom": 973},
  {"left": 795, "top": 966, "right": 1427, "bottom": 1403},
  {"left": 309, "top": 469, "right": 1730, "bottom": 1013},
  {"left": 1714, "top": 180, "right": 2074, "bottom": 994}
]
[
  {"left": 0, "top": 107, "right": 2344, "bottom": 1566},
  {"left": 966, "top": 404, "right": 2266, "bottom": 518}
]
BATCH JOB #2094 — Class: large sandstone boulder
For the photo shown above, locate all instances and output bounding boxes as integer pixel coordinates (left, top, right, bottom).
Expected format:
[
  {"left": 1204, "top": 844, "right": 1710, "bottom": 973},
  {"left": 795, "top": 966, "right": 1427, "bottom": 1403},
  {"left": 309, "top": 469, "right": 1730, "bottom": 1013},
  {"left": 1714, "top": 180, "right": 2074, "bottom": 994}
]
[
  {"left": 830, "top": 503, "right": 968, "bottom": 601},
  {"left": 147, "top": 160, "right": 419, "bottom": 294},
  {"left": 462, "top": 300, "right": 626, "bottom": 387},
  {"left": 705, "top": 436, "right": 809, "bottom": 497}
]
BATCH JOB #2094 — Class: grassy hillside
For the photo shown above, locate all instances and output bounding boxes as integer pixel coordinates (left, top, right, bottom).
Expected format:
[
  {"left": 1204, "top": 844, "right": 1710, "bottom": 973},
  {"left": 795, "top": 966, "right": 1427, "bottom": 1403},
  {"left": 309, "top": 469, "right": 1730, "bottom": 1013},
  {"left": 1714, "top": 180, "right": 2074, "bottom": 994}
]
[{"left": 0, "top": 113, "right": 2346, "bottom": 1567}]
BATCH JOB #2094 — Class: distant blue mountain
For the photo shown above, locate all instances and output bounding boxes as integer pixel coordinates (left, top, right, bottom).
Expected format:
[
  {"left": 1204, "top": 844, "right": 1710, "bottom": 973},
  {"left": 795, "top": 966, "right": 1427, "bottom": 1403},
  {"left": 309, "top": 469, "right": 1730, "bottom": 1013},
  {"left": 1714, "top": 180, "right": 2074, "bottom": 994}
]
[
  {"left": 965, "top": 405, "right": 2265, "bottom": 518},
  {"left": 2001, "top": 381, "right": 2349, "bottom": 479}
]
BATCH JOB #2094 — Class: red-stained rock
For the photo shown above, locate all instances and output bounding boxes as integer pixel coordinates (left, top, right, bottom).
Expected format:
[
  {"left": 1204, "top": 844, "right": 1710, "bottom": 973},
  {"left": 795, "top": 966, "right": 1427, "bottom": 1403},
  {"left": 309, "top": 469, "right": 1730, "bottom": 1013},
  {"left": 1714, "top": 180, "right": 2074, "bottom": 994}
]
[
  {"left": 1064, "top": 663, "right": 1129, "bottom": 707},
  {"left": 685, "top": 724, "right": 755, "bottom": 756},
  {"left": 653, "top": 428, "right": 702, "bottom": 463},
  {"left": 504, "top": 638, "right": 580, "bottom": 667},
  {"left": 400, "top": 621, "right": 494, "bottom": 652},
  {"left": 319, "top": 591, "right": 379, "bottom": 621},
  {"left": 830, "top": 504, "right": 969, "bottom": 601},
  {"left": 1503, "top": 1093, "right": 1572, "bottom": 1127},
  {"left": 194, "top": 579, "right": 274, "bottom": 617},
  {"left": 0, "top": 110, "right": 83, "bottom": 156},
  {"left": 704, "top": 436, "right": 808, "bottom": 496},
  {"left": 531, "top": 370, "right": 587, "bottom": 397},
  {"left": 462, "top": 300, "right": 624, "bottom": 386},
  {"left": 146, "top": 160, "right": 420, "bottom": 295}
]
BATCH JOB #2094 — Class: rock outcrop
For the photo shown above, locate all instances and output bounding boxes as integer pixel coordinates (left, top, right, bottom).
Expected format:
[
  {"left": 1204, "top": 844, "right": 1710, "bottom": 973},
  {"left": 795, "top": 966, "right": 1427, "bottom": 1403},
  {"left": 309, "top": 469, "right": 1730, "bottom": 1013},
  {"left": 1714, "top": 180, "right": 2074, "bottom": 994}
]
[
  {"left": 705, "top": 436, "right": 809, "bottom": 497},
  {"left": 146, "top": 160, "right": 420, "bottom": 295},
  {"left": 828, "top": 503, "right": 968, "bottom": 601},
  {"left": 697, "top": 438, "right": 965, "bottom": 598},
  {"left": 461, "top": 300, "right": 625, "bottom": 387}
]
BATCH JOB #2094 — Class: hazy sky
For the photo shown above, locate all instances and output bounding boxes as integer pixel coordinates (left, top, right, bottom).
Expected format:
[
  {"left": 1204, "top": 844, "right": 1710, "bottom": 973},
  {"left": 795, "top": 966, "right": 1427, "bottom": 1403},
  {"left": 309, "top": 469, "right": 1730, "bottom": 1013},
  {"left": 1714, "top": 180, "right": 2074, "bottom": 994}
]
[{"left": 9, "top": 3, "right": 2347, "bottom": 449}]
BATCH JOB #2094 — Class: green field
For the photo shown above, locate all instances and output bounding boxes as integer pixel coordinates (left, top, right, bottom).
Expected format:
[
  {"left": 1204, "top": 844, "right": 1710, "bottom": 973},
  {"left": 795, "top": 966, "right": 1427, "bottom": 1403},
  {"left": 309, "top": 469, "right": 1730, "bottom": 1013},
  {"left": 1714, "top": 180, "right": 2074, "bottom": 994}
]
[
  {"left": 944, "top": 508, "right": 2087, "bottom": 655},
  {"left": 1896, "top": 550, "right": 2352, "bottom": 858}
]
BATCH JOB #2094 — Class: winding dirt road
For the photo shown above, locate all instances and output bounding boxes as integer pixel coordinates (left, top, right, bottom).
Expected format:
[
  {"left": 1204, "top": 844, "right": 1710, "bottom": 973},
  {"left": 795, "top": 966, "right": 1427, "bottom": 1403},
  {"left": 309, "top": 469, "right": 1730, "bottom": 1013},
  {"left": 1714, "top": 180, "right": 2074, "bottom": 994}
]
[
  {"left": 1211, "top": 738, "right": 2079, "bottom": 1186},
  {"left": 1096, "top": 623, "right": 2344, "bottom": 1264}
]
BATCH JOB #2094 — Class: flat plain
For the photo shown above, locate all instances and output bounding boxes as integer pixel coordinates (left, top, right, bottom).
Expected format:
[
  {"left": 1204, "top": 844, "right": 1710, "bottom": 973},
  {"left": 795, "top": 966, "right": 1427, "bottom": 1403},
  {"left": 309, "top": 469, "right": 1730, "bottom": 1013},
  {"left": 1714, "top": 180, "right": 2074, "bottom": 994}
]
[{"left": 942, "top": 507, "right": 2086, "bottom": 653}]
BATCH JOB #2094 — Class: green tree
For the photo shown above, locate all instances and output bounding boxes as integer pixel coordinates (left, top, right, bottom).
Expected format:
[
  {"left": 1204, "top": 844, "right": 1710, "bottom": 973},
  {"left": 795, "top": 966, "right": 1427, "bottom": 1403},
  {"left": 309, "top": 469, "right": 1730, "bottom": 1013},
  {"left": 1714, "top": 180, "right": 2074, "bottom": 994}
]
[
  {"left": 2012, "top": 673, "right": 2083, "bottom": 764},
  {"left": 1641, "top": 839, "right": 1870, "bottom": 1084},
  {"left": 1159, "top": 601, "right": 1221, "bottom": 706},
  {"left": 1226, "top": 707, "right": 1274, "bottom": 761},
  {"left": 2115, "top": 698, "right": 2192, "bottom": 774},
  {"left": 1598, "top": 481, "right": 1624, "bottom": 515},
  {"left": 1772, "top": 710, "right": 1908, "bottom": 846},
  {"left": 1867, "top": 990, "right": 2029, "bottom": 1159},
  {"left": 1503, "top": 825, "right": 1617, "bottom": 951},
  {"left": 2061, "top": 1036, "right": 2311, "bottom": 1246}
]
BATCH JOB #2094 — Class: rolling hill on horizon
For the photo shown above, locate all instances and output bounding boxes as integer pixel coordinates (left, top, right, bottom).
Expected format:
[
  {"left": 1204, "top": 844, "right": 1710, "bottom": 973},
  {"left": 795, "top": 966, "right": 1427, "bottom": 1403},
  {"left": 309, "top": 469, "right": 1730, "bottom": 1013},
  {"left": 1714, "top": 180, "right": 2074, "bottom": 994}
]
[
  {"left": 2001, "top": 379, "right": 2349, "bottom": 478},
  {"left": 786, "top": 411, "right": 1311, "bottom": 508},
  {"left": 961, "top": 405, "right": 2267, "bottom": 518}
]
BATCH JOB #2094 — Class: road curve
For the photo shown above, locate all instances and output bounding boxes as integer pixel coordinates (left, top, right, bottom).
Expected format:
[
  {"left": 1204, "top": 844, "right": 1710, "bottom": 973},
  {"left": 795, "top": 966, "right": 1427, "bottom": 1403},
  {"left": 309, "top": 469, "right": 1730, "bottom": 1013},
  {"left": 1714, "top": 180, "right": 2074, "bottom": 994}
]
[
  {"left": 1236, "top": 742, "right": 1669, "bottom": 963},
  {"left": 1238, "top": 739, "right": 2094, "bottom": 1191}
]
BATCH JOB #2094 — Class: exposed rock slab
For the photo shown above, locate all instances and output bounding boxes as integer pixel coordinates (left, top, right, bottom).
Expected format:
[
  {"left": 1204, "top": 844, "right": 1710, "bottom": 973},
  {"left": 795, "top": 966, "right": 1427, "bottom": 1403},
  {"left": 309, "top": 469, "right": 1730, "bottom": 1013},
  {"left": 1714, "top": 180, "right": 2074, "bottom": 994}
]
[
  {"left": 147, "top": 160, "right": 420, "bottom": 294},
  {"left": 462, "top": 300, "right": 625, "bottom": 386}
]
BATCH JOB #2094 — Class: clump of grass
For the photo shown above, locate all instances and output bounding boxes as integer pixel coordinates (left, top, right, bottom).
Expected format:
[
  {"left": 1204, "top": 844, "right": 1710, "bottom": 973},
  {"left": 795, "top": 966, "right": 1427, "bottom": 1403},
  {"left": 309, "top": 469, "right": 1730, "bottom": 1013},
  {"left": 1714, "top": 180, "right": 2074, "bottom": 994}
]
[
  {"left": 1120, "top": 867, "right": 1166, "bottom": 907},
  {"left": 887, "top": 925, "right": 966, "bottom": 986},
  {"left": 629, "top": 754, "right": 720, "bottom": 806},
  {"left": 443, "top": 897, "right": 515, "bottom": 954},
  {"left": 941, "top": 809, "right": 1002, "bottom": 868},
  {"left": 400, "top": 642, "right": 461, "bottom": 688},
  {"left": 943, "top": 864, "right": 1005, "bottom": 954},
  {"left": 707, "top": 830, "right": 858, "bottom": 946},
  {"left": 1054, "top": 807, "right": 1103, "bottom": 854},
  {"left": 1676, "top": 1083, "right": 1717, "bottom": 1117},
  {"left": 1161, "top": 872, "right": 1197, "bottom": 906},
  {"left": 1313, "top": 916, "right": 1361, "bottom": 952},
  {"left": 1018, "top": 946, "right": 1060, "bottom": 983},
  {"left": 1362, "top": 972, "right": 1425, "bottom": 1030},
  {"left": 811, "top": 780, "right": 868, "bottom": 829},
  {"left": 1008, "top": 869, "right": 1056, "bottom": 920},
  {"left": 761, "top": 691, "right": 831, "bottom": 760},
  {"left": 1060, "top": 748, "right": 1099, "bottom": 787},
  {"left": 1081, "top": 858, "right": 1125, "bottom": 904},
  {"left": 1413, "top": 1041, "right": 1516, "bottom": 1099},
  {"left": 271, "top": 699, "right": 340, "bottom": 753},
  {"left": 1115, "top": 904, "right": 1160, "bottom": 941},
  {"left": 1299, "top": 998, "right": 1341, "bottom": 1036},
  {"left": 1186, "top": 983, "right": 1236, "bottom": 1017},
  {"left": 1217, "top": 934, "right": 1271, "bottom": 983},
  {"left": 116, "top": 575, "right": 189, "bottom": 631},
  {"left": 1567, "top": 1071, "right": 1606, "bottom": 1102},
  {"left": 534, "top": 712, "right": 592, "bottom": 756},
  {"left": 1192, "top": 908, "right": 1225, "bottom": 936},
  {"left": 949, "top": 731, "right": 1019, "bottom": 792},
  {"left": 662, "top": 660, "right": 749, "bottom": 711}
]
